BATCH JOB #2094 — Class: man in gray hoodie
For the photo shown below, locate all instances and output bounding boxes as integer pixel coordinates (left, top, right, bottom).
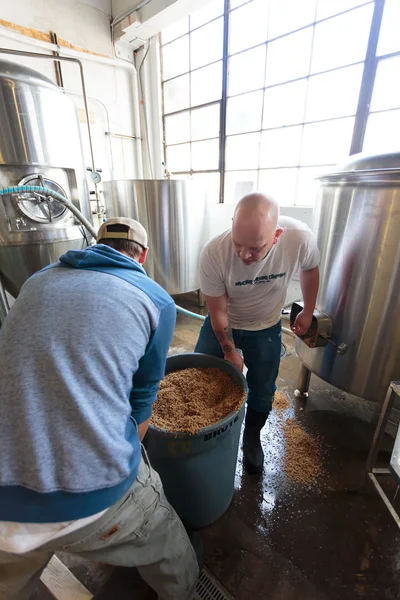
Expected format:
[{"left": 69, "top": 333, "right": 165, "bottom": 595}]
[{"left": 0, "top": 218, "right": 199, "bottom": 600}]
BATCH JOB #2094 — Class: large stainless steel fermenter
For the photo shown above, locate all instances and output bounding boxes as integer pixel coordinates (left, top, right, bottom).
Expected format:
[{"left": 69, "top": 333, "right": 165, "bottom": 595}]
[
  {"left": 296, "top": 153, "right": 400, "bottom": 404},
  {"left": 0, "top": 59, "right": 91, "bottom": 298},
  {"left": 103, "top": 179, "right": 209, "bottom": 295}
]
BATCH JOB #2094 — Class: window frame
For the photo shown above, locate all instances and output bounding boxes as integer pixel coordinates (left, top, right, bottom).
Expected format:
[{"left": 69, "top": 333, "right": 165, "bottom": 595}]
[{"left": 161, "top": 0, "right": 389, "bottom": 205}]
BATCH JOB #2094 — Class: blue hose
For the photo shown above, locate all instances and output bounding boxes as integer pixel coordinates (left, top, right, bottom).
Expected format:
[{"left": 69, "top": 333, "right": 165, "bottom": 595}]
[
  {"left": 175, "top": 305, "right": 206, "bottom": 321},
  {"left": 0, "top": 185, "right": 97, "bottom": 239}
]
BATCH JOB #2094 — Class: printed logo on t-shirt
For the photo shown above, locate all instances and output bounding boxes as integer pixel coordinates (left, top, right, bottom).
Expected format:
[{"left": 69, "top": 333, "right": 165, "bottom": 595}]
[{"left": 235, "top": 272, "right": 286, "bottom": 286}]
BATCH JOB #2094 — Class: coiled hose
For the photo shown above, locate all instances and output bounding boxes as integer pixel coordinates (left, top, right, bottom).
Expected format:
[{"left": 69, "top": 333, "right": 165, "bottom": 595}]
[{"left": 0, "top": 186, "right": 97, "bottom": 239}]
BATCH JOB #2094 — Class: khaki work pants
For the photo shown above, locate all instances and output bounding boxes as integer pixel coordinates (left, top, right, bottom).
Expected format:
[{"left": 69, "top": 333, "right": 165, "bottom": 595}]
[{"left": 0, "top": 450, "right": 199, "bottom": 600}]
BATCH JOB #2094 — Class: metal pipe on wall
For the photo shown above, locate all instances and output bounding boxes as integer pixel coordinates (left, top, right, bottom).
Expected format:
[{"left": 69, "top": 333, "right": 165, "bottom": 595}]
[
  {"left": 0, "top": 25, "right": 136, "bottom": 71},
  {"left": 50, "top": 32, "right": 64, "bottom": 88},
  {"left": 0, "top": 26, "right": 144, "bottom": 179},
  {"left": 138, "top": 40, "right": 154, "bottom": 179}
]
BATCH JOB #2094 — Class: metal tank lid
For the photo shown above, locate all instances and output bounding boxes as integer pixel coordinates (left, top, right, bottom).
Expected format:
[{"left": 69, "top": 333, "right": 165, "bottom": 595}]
[
  {"left": 319, "top": 152, "right": 400, "bottom": 182},
  {"left": 0, "top": 58, "right": 59, "bottom": 90}
]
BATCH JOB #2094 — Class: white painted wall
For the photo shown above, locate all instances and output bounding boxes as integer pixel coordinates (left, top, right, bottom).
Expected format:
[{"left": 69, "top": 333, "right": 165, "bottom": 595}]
[
  {"left": 0, "top": 0, "right": 112, "bottom": 56},
  {"left": 0, "top": 0, "right": 142, "bottom": 210}
]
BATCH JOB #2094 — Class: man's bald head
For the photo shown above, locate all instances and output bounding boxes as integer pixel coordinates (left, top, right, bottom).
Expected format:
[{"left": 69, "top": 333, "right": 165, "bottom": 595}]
[
  {"left": 234, "top": 192, "right": 279, "bottom": 227},
  {"left": 232, "top": 192, "right": 283, "bottom": 265}
]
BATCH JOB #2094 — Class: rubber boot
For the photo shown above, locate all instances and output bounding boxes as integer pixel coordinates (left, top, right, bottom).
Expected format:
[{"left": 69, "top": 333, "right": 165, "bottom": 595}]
[{"left": 243, "top": 407, "right": 269, "bottom": 474}]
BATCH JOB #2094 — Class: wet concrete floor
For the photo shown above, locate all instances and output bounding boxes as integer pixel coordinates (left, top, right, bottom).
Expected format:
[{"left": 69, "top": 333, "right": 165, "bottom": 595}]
[{"left": 33, "top": 296, "right": 400, "bottom": 599}]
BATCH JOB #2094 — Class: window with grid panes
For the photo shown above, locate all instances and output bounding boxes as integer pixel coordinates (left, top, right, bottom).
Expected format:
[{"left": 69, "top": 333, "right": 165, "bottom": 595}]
[
  {"left": 363, "top": 0, "right": 400, "bottom": 153},
  {"left": 161, "top": 0, "right": 224, "bottom": 204},
  {"left": 225, "top": 0, "right": 372, "bottom": 205},
  {"left": 161, "top": 0, "right": 392, "bottom": 206}
]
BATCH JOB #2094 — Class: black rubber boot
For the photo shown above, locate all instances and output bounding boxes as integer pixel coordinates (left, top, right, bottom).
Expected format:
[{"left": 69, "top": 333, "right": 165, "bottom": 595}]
[{"left": 243, "top": 407, "right": 269, "bottom": 474}]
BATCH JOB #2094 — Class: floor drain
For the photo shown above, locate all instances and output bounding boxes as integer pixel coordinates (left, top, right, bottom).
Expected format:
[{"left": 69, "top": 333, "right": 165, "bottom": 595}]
[{"left": 194, "top": 567, "right": 235, "bottom": 600}]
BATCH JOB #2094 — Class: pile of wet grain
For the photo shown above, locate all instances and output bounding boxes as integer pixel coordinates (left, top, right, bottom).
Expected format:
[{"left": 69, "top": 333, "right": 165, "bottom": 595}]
[
  {"left": 282, "top": 418, "right": 322, "bottom": 484},
  {"left": 272, "top": 392, "right": 322, "bottom": 484},
  {"left": 273, "top": 391, "right": 290, "bottom": 413},
  {"left": 152, "top": 367, "right": 246, "bottom": 434}
]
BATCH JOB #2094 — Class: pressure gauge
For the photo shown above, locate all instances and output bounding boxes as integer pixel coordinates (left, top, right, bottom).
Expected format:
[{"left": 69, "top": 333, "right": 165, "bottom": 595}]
[{"left": 90, "top": 171, "right": 102, "bottom": 184}]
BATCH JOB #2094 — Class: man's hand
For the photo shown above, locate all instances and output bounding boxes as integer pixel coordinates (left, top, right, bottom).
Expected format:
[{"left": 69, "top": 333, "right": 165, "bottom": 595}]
[
  {"left": 292, "top": 309, "right": 313, "bottom": 337},
  {"left": 224, "top": 349, "right": 244, "bottom": 372},
  {"left": 137, "top": 417, "right": 150, "bottom": 441}
]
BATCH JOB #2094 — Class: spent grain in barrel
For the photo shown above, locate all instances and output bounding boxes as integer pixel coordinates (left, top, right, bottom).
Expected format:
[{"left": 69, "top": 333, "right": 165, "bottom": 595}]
[{"left": 152, "top": 367, "right": 245, "bottom": 434}]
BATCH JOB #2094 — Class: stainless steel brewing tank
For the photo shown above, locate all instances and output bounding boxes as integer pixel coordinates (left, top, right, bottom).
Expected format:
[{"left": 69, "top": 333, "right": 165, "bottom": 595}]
[
  {"left": 0, "top": 59, "right": 90, "bottom": 297},
  {"left": 296, "top": 153, "right": 400, "bottom": 403},
  {"left": 103, "top": 179, "right": 209, "bottom": 295}
]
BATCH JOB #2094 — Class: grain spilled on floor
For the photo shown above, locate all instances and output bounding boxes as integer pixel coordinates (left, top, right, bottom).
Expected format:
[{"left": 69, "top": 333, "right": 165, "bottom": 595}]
[
  {"left": 273, "top": 391, "right": 290, "bottom": 413},
  {"left": 272, "top": 391, "right": 322, "bottom": 484}
]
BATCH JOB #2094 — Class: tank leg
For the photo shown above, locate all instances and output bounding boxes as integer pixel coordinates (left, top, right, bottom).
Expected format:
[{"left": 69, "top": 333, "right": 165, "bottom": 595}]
[
  {"left": 294, "top": 363, "right": 311, "bottom": 398},
  {"left": 197, "top": 289, "right": 205, "bottom": 308}
]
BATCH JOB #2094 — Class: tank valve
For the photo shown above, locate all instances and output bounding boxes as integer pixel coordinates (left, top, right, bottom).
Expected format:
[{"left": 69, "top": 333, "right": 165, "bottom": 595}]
[
  {"left": 319, "top": 333, "right": 348, "bottom": 355},
  {"left": 290, "top": 302, "right": 331, "bottom": 348},
  {"left": 290, "top": 302, "right": 347, "bottom": 354}
]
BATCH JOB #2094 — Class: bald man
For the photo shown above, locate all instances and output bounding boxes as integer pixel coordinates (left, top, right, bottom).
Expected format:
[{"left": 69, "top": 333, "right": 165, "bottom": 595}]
[{"left": 195, "top": 193, "right": 320, "bottom": 474}]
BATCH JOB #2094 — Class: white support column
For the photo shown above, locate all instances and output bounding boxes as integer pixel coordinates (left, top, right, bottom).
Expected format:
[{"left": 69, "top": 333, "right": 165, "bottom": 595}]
[{"left": 136, "top": 37, "right": 164, "bottom": 180}]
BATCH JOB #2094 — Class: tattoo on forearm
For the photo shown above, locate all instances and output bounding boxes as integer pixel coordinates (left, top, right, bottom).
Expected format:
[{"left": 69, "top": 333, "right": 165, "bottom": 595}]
[
  {"left": 224, "top": 325, "right": 234, "bottom": 342},
  {"left": 216, "top": 325, "right": 233, "bottom": 343},
  {"left": 215, "top": 324, "right": 234, "bottom": 354}
]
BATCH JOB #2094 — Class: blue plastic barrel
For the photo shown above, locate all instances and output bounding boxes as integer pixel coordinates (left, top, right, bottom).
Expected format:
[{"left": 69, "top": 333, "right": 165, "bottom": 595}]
[{"left": 145, "top": 353, "right": 247, "bottom": 529}]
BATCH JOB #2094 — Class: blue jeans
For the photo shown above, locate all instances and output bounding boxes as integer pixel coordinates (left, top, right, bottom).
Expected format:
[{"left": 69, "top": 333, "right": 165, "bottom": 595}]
[{"left": 194, "top": 316, "right": 282, "bottom": 413}]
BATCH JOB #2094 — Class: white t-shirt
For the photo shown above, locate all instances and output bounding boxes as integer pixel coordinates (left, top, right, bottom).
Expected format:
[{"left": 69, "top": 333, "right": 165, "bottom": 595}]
[{"left": 199, "top": 216, "right": 320, "bottom": 331}]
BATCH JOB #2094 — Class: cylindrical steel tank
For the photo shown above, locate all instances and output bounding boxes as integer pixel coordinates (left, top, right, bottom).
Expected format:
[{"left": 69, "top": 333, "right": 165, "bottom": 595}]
[
  {"left": 296, "top": 152, "right": 400, "bottom": 403},
  {"left": 103, "top": 179, "right": 209, "bottom": 294},
  {"left": 0, "top": 59, "right": 91, "bottom": 297}
]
